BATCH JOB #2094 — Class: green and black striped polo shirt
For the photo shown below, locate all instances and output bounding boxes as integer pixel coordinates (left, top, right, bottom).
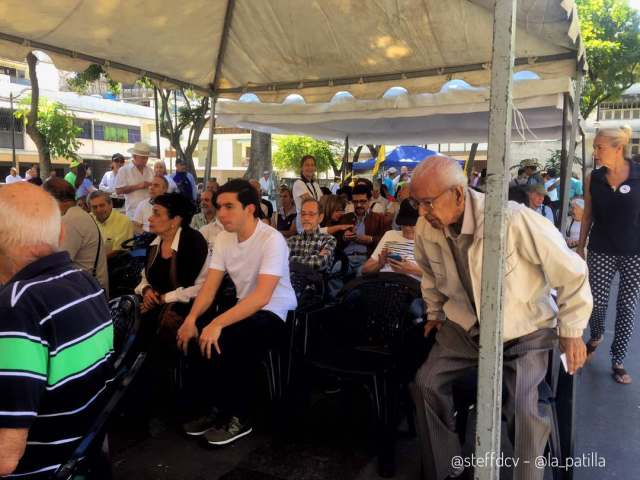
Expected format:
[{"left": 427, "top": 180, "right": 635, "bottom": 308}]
[{"left": 0, "top": 252, "right": 114, "bottom": 479}]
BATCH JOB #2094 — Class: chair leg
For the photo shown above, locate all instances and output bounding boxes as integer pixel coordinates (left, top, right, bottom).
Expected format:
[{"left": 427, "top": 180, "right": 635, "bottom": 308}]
[{"left": 376, "top": 374, "right": 398, "bottom": 478}]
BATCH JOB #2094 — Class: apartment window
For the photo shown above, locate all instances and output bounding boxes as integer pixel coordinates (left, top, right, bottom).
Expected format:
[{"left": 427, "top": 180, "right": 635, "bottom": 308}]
[
  {"left": 193, "top": 139, "right": 217, "bottom": 167},
  {"left": 614, "top": 110, "right": 622, "bottom": 120},
  {"left": 74, "top": 119, "right": 92, "bottom": 139},
  {"left": 94, "top": 122, "right": 141, "bottom": 143},
  {"left": 633, "top": 109, "right": 640, "bottom": 119},
  {"left": 232, "top": 139, "right": 251, "bottom": 167}
]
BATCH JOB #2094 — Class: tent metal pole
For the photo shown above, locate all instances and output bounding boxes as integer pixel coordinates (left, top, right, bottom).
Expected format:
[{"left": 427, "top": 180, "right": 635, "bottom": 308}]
[
  {"left": 560, "top": 70, "right": 584, "bottom": 234},
  {"left": 557, "top": 93, "right": 570, "bottom": 229},
  {"left": 466, "top": 143, "right": 478, "bottom": 179},
  {"left": 154, "top": 87, "right": 161, "bottom": 160},
  {"left": 342, "top": 135, "right": 349, "bottom": 181},
  {"left": 581, "top": 130, "right": 587, "bottom": 187},
  {"left": 204, "top": 97, "right": 216, "bottom": 187},
  {"left": 475, "top": 0, "right": 517, "bottom": 478}
]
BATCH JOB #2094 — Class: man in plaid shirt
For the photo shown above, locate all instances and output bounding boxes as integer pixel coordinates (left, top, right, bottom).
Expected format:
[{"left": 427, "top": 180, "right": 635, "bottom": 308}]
[{"left": 287, "top": 198, "right": 337, "bottom": 271}]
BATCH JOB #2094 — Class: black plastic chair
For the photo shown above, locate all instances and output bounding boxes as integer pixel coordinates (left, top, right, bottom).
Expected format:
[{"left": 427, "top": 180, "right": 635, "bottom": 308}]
[
  {"left": 107, "top": 234, "right": 153, "bottom": 298},
  {"left": 54, "top": 295, "right": 145, "bottom": 480},
  {"left": 289, "top": 262, "right": 326, "bottom": 313},
  {"left": 53, "top": 353, "right": 147, "bottom": 480},
  {"left": 432, "top": 349, "right": 565, "bottom": 479},
  {"left": 109, "top": 295, "right": 140, "bottom": 370},
  {"left": 302, "top": 272, "right": 422, "bottom": 477}
]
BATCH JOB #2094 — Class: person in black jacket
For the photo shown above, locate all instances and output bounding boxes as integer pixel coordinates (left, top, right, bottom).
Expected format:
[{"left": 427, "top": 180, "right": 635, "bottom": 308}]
[{"left": 134, "top": 193, "right": 209, "bottom": 342}]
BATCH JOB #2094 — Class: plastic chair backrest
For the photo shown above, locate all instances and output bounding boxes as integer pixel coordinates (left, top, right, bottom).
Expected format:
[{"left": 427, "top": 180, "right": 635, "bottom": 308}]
[
  {"left": 336, "top": 272, "right": 421, "bottom": 352},
  {"left": 53, "top": 352, "right": 147, "bottom": 480},
  {"left": 289, "top": 262, "right": 326, "bottom": 312},
  {"left": 109, "top": 295, "right": 140, "bottom": 370}
]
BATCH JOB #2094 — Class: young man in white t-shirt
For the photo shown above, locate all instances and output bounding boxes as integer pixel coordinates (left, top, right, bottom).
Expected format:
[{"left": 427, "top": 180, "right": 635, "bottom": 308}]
[{"left": 176, "top": 179, "right": 297, "bottom": 446}]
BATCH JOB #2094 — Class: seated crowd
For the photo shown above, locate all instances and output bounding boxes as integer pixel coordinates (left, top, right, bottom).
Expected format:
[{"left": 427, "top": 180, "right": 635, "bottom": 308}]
[{"left": 1, "top": 141, "right": 603, "bottom": 480}]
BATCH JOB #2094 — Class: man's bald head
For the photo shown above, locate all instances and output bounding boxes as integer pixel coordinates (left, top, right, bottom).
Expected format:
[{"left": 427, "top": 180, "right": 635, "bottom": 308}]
[
  {"left": 411, "top": 156, "right": 467, "bottom": 230},
  {"left": 411, "top": 156, "right": 467, "bottom": 195},
  {"left": 0, "top": 182, "right": 61, "bottom": 256}
]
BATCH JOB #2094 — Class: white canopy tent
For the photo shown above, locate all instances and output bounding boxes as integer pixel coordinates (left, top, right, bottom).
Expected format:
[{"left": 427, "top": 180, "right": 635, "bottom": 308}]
[
  {"left": 217, "top": 77, "right": 573, "bottom": 144},
  {"left": 0, "top": 0, "right": 582, "bottom": 100},
  {"left": 0, "top": 2, "right": 586, "bottom": 479}
]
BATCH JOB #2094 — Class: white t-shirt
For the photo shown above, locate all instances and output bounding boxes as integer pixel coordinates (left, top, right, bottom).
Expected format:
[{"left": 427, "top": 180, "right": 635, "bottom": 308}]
[
  {"left": 370, "top": 230, "right": 420, "bottom": 280},
  {"left": 209, "top": 220, "right": 297, "bottom": 321},
  {"left": 133, "top": 199, "right": 153, "bottom": 232},
  {"left": 114, "top": 163, "right": 154, "bottom": 218},
  {"left": 292, "top": 179, "right": 323, "bottom": 232}
]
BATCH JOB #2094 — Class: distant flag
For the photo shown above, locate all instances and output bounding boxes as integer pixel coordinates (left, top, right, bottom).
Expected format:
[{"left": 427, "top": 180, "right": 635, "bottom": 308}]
[{"left": 372, "top": 145, "right": 386, "bottom": 176}]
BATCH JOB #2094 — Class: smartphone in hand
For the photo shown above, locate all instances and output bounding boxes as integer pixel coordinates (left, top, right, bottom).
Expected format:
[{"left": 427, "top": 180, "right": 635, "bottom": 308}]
[{"left": 387, "top": 253, "right": 402, "bottom": 262}]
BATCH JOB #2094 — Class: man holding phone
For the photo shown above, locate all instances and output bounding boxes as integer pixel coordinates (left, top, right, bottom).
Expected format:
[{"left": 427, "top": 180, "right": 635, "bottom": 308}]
[{"left": 341, "top": 185, "right": 390, "bottom": 273}]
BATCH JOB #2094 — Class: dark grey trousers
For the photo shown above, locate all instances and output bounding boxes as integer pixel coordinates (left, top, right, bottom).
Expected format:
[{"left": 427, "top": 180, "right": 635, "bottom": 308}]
[{"left": 414, "top": 320, "right": 556, "bottom": 480}]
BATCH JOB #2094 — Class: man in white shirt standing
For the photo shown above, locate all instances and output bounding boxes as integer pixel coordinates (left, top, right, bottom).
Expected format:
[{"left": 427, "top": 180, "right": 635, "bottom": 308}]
[
  {"left": 177, "top": 179, "right": 297, "bottom": 447},
  {"left": 259, "top": 170, "right": 272, "bottom": 198},
  {"left": 99, "top": 153, "right": 125, "bottom": 193},
  {"left": 115, "top": 143, "right": 154, "bottom": 219},
  {"left": 4, "top": 167, "right": 22, "bottom": 184}
]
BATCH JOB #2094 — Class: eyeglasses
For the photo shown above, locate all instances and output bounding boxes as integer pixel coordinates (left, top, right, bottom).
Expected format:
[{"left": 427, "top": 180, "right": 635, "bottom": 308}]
[{"left": 415, "top": 188, "right": 452, "bottom": 210}]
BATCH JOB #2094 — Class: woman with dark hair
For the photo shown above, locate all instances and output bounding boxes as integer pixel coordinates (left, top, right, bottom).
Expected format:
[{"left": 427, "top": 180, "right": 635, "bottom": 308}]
[
  {"left": 74, "top": 164, "right": 96, "bottom": 200},
  {"left": 134, "top": 192, "right": 209, "bottom": 340},
  {"left": 292, "top": 155, "right": 323, "bottom": 232},
  {"left": 319, "top": 194, "right": 353, "bottom": 235}
]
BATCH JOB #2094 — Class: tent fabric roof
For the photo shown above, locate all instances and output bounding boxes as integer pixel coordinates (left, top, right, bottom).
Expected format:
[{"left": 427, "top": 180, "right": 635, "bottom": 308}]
[
  {"left": 0, "top": 0, "right": 584, "bottom": 102},
  {"left": 217, "top": 77, "right": 572, "bottom": 144}
]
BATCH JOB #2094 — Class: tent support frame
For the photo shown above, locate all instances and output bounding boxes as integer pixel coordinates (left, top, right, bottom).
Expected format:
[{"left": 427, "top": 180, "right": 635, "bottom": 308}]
[
  {"left": 559, "top": 69, "right": 584, "bottom": 234},
  {"left": 474, "top": 0, "right": 516, "bottom": 478},
  {"left": 204, "top": 0, "right": 236, "bottom": 186}
]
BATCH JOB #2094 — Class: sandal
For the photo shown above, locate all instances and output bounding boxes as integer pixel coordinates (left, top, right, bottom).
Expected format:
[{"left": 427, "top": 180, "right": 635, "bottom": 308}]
[
  {"left": 585, "top": 335, "right": 603, "bottom": 359},
  {"left": 612, "top": 365, "right": 632, "bottom": 385}
]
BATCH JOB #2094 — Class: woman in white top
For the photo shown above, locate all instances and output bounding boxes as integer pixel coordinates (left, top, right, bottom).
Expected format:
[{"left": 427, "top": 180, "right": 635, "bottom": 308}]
[
  {"left": 154, "top": 160, "right": 178, "bottom": 193},
  {"left": 565, "top": 198, "right": 584, "bottom": 249},
  {"left": 292, "top": 155, "right": 323, "bottom": 232}
]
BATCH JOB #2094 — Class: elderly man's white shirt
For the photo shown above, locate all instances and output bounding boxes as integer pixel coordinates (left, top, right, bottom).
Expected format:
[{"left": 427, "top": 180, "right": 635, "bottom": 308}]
[{"left": 115, "top": 163, "right": 154, "bottom": 218}]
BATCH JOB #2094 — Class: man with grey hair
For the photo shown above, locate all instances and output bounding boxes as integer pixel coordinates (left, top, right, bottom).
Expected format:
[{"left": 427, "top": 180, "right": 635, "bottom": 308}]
[
  {"left": 0, "top": 182, "right": 113, "bottom": 478},
  {"left": 44, "top": 178, "right": 109, "bottom": 294},
  {"left": 410, "top": 156, "right": 592, "bottom": 480},
  {"left": 88, "top": 190, "right": 134, "bottom": 255}
]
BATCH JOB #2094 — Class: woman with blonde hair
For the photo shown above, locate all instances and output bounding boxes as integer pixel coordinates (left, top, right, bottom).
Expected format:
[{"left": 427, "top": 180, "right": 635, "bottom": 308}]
[{"left": 578, "top": 125, "right": 640, "bottom": 384}]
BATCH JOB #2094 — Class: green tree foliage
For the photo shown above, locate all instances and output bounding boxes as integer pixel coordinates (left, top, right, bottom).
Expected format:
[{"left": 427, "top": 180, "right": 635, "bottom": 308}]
[
  {"left": 576, "top": 0, "right": 640, "bottom": 118},
  {"left": 273, "top": 135, "right": 338, "bottom": 174},
  {"left": 69, "top": 65, "right": 209, "bottom": 176},
  {"left": 14, "top": 97, "right": 81, "bottom": 161}
]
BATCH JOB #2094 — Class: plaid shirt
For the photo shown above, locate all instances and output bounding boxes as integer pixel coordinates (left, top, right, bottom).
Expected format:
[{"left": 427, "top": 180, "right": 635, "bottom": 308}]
[{"left": 287, "top": 228, "right": 337, "bottom": 271}]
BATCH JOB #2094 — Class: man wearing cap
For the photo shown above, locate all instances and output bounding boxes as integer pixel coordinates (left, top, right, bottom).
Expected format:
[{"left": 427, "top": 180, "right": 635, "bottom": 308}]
[
  {"left": 99, "top": 153, "right": 126, "bottom": 194},
  {"left": 520, "top": 158, "right": 544, "bottom": 186},
  {"left": 115, "top": 142, "right": 154, "bottom": 219},
  {"left": 64, "top": 157, "right": 82, "bottom": 187},
  {"left": 384, "top": 167, "right": 397, "bottom": 197},
  {"left": 172, "top": 158, "right": 197, "bottom": 203},
  {"left": 527, "top": 184, "right": 555, "bottom": 223}
]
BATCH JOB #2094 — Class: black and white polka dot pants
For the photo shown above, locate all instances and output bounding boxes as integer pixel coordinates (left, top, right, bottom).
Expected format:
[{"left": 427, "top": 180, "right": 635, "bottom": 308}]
[{"left": 587, "top": 251, "right": 640, "bottom": 365}]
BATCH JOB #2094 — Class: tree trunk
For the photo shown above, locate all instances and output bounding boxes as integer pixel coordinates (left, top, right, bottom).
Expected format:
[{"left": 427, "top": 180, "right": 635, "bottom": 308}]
[
  {"left": 244, "top": 130, "right": 271, "bottom": 180},
  {"left": 25, "top": 52, "right": 51, "bottom": 179}
]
